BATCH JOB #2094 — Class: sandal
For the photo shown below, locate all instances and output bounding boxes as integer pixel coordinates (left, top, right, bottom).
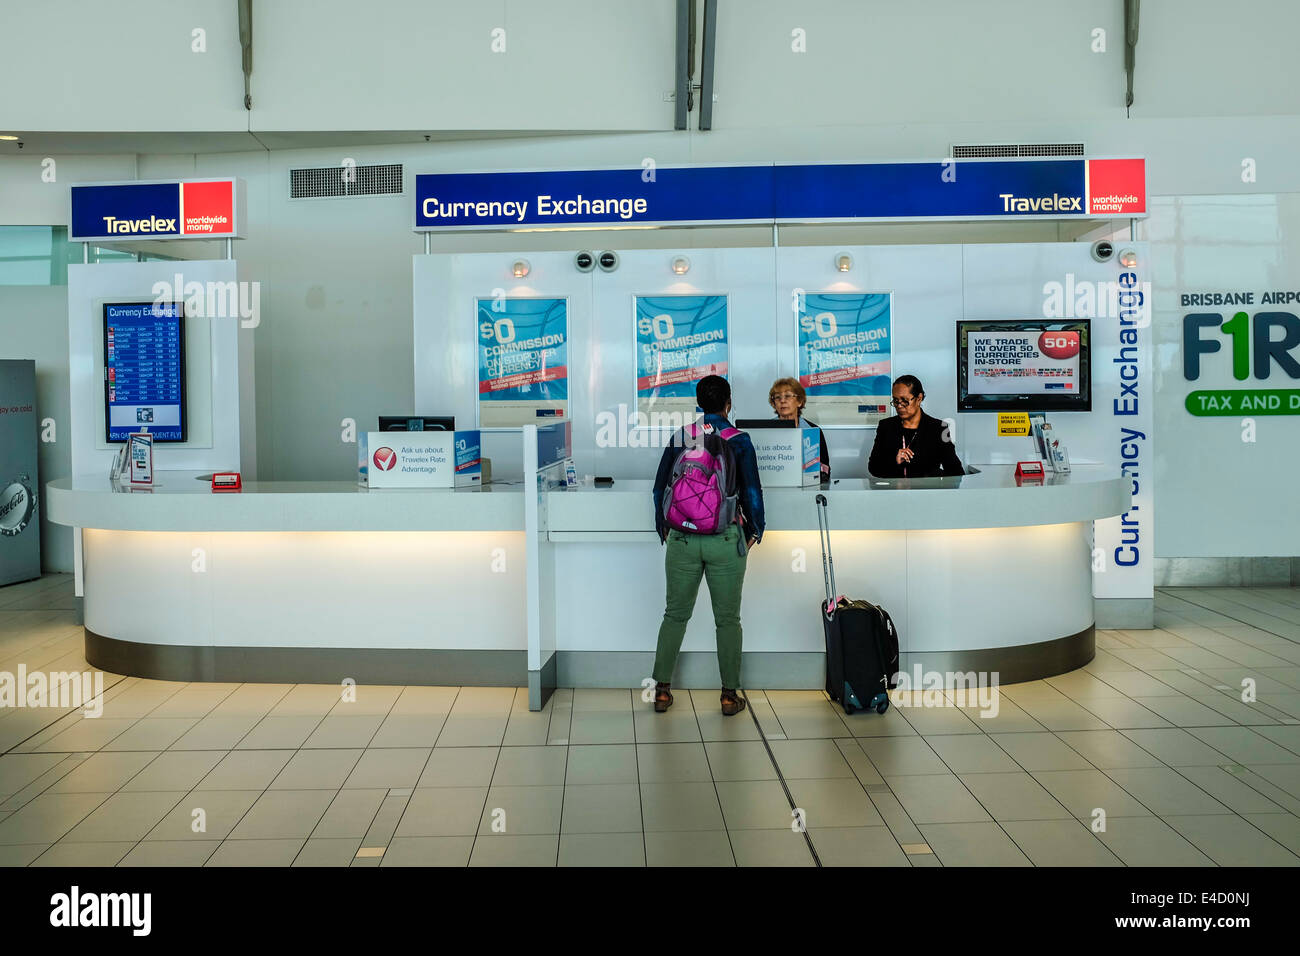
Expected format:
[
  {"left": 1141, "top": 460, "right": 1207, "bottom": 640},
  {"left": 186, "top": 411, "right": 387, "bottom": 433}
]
[{"left": 720, "top": 688, "right": 747, "bottom": 717}]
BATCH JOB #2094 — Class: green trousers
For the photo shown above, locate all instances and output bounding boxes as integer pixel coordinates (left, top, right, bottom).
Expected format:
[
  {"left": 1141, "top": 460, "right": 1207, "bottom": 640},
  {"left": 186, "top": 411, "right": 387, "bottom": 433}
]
[{"left": 652, "top": 525, "right": 748, "bottom": 689}]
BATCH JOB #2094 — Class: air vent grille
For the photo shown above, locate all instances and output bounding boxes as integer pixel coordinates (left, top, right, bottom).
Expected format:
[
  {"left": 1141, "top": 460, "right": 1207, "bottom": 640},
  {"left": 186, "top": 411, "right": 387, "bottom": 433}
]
[
  {"left": 289, "top": 163, "right": 404, "bottom": 198},
  {"left": 952, "top": 143, "right": 1085, "bottom": 158}
]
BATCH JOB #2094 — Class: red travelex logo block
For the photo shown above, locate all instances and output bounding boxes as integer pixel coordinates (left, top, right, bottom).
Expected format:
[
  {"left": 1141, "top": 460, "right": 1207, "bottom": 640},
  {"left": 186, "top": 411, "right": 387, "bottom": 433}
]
[
  {"left": 180, "top": 180, "right": 235, "bottom": 236},
  {"left": 1087, "top": 159, "right": 1145, "bottom": 215}
]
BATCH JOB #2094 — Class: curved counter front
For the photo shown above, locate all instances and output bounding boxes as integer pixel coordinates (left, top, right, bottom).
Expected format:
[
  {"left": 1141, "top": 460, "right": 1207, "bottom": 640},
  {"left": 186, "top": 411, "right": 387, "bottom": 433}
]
[
  {"left": 544, "top": 465, "right": 1130, "bottom": 689},
  {"left": 49, "top": 465, "right": 1129, "bottom": 693},
  {"left": 47, "top": 477, "right": 529, "bottom": 686}
]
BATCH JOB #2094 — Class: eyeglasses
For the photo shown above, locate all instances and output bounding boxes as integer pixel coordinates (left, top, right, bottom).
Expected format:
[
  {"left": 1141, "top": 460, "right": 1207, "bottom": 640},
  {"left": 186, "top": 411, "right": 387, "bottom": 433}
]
[
  {"left": 772, "top": 392, "right": 798, "bottom": 402},
  {"left": 890, "top": 396, "right": 917, "bottom": 408}
]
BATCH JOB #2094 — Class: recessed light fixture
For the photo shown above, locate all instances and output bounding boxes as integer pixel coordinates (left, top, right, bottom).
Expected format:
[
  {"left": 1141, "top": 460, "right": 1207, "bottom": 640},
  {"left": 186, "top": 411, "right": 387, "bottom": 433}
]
[
  {"left": 671, "top": 255, "right": 690, "bottom": 275},
  {"left": 835, "top": 253, "right": 853, "bottom": 273},
  {"left": 0, "top": 135, "right": 18, "bottom": 142},
  {"left": 1118, "top": 249, "right": 1138, "bottom": 268},
  {"left": 512, "top": 259, "right": 530, "bottom": 278}
]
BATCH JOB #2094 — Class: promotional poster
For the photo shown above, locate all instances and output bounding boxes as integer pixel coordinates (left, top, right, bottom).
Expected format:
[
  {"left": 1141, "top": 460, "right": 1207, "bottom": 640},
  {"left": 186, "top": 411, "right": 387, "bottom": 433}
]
[
  {"left": 635, "top": 294, "right": 729, "bottom": 418},
  {"left": 476, "top": 297, "right": 568, "bottom": 427},
  {"left": 796, "top": 292, "right": 892, "bottom": 425},
  {"left": 967, "top": 328, "right": 1082, "bottom": 396}
]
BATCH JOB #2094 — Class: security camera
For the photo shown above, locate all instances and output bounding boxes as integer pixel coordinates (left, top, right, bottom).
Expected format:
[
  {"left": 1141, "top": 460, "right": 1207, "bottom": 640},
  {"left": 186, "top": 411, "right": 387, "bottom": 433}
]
[
  {"left": 1090, "top": 240, "right": 1114, "bottom": 263},
  {"left": 574, "top": 251, "right": 594, "bottom": 272},
  {"left": 598, "top": 250, "right": 619, "bottom": 272}
]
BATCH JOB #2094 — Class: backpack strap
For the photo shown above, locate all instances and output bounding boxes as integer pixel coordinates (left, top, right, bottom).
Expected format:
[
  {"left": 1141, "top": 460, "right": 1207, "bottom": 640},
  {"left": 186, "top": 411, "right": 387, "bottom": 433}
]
[{"left": 718, "top": 427, "right": 741, "bottom": 440}]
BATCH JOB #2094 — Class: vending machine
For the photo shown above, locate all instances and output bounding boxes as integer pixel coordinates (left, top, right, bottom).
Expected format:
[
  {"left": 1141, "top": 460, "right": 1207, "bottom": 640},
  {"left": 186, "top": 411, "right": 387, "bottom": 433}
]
[{"left": 0, "top": 359, "right": 41, "bottom": 586}]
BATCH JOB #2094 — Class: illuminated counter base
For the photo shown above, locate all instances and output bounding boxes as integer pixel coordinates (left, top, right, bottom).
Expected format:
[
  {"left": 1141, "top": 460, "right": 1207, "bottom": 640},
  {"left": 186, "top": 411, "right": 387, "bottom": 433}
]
[
  {"left": 48, "top": 467, "right": 1129, "bottom": 693},
  {"left": 48, "top": 478, "right": 527, "bottom": 685},
  {"left": 544, "top": 466, "right": 1130, "bottom": 689}
]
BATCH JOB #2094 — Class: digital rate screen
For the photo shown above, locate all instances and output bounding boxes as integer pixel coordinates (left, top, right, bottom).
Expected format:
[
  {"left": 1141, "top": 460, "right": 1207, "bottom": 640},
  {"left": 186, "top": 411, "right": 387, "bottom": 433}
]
[
  {"left": 957, "top": 319, "right": 1091, "bottom": 412},
  {"left": 103, "top": 302, "right": 187, "bottom": 442}
]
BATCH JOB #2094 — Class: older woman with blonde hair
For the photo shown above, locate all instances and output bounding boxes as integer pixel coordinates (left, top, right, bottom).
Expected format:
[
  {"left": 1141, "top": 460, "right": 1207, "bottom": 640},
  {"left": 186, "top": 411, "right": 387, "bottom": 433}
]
[{"left": 768, "top": 377, "right": 830, "bottom": 481}]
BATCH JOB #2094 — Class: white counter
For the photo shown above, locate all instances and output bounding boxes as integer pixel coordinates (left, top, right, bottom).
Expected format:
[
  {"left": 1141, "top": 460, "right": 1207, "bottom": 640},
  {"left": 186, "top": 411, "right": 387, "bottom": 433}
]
[
  {"left": 46, "top": 475, "right": 524, "bottom": 532},
  {"left": 547, "top": 465, "right": 1128, "bottom": 538},
  {"left": 544, "top": 465, "right": 1130, "bottom": 689},
  {"left": 47, "top": 475, "right": 529, "bottom": 684},
  {"left": 46, "top": 465, "right": 1130, "bottom": 694}
]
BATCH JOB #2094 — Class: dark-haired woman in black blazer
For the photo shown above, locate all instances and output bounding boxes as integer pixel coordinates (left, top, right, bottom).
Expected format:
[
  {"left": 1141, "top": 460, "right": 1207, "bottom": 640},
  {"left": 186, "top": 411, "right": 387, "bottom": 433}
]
[{"left": 868, "top": 375, "right": 964, "bottom": 478}]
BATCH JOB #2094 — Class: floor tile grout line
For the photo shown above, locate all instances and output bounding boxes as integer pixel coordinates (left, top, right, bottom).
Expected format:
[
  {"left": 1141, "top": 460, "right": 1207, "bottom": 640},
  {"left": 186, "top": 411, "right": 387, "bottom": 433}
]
[
  {"left": 190, "top": 682, "right": 351, "bottom": 866},
  {"left": 553, "top": 692, "right": 570, "bottom": 866},
  {"left": 7, "top": 575, "right": 1300, "bottom": 867},
  {"left": 1163, "top": 762, "right": 1296, "bottom": 821},
  {"left": 1, "top": 672, "right": 134, "bottom": 761},
  {"left": 693, "top": 692, "right": 739, "bottom": 867},
  {"left": 463, "top": 715, "right": 504, "bottom": 867},
  {"left": 1194, "top": 587, "right": 1300, "bottom": 629},
  {"left": 905, "top": 719, "right": 1082, "bottom": 867},
  {"left": 742, "top": 688, "right": 820, "bottom": 867},
  {"left": 1162, "top": 588, "right": 1300, "bottom": 642},
  {"left": 292, "top": 685, "right": 427, "bottom": 867}
]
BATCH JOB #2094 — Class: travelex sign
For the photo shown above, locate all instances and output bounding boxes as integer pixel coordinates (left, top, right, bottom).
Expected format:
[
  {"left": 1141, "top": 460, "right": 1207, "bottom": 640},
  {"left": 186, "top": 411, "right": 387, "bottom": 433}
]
[
  {"left": 1181, "top": 290, "right": 1300, "bottom": 415},
  {"left": 69, "top": 179, "right": 242, "bottom": 242},
  {"left": 414, "top": 158, "right": 1145, "bottom": 229}
]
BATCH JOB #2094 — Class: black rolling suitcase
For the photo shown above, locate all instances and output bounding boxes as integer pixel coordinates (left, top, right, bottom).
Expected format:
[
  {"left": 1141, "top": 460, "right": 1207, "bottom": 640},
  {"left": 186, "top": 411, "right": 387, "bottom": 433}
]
[{"left": 815, "top": 493, "right": 900, "bottom": 715}]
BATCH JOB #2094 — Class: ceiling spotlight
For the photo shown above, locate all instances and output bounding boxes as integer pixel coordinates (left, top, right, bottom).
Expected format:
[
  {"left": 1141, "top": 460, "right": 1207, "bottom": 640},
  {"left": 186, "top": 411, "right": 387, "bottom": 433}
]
[
  {"left": 835, "top": 253, "right": 853, "bottom": 273},
  {"left": 0, "top": 135, "right": 18, "bottom": 142},
  {"left": 671, "top": 255, "right": 690, "bottom": 275},
  {"left": 1118, "top": 249, "right": 1138, "bottom": 268},
  {"left": 512, "top": 259, "right": 530, "bottom": 278}
]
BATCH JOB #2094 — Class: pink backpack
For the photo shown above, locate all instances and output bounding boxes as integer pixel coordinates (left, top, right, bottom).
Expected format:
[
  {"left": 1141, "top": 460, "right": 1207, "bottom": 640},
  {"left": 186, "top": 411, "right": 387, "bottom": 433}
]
[{"left": 662, "top": 422, "right": 742, "bottom": 535}]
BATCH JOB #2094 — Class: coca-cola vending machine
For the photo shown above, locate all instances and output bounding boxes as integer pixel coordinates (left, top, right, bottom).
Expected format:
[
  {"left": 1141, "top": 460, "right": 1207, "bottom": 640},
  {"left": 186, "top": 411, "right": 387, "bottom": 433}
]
[{"left": 0, "top": 359, "right": 40, "bottom": 586}]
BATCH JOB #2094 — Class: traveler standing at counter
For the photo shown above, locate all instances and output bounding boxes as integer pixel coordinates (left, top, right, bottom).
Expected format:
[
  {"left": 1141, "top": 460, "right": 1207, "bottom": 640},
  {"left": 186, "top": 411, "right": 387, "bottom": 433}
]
[
  {"left": 769, "top": 377, "right": 830, "bottom": 481},
  {"left": 650, "top": 375, "right": 764, "bottom": 717},
  {"left": 868, "top": 374, "right": 965, "bottom": 478}
]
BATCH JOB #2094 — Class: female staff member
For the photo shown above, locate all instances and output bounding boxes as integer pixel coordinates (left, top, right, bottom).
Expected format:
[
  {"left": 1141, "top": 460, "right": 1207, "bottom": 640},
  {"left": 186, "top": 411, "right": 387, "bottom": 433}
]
[
  {"left": 768, "top": 377, "right": 830, "bottom": 480},
  {"left": 868, "top": 374, "right": 964, "bottom": 478}
]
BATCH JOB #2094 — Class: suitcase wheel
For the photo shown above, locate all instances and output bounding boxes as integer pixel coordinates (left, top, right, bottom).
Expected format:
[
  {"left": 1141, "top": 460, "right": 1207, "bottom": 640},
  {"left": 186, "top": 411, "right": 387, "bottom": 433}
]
[
  {"left": 871, "top": 693, "right": 889, "bottom": 715},
  {"left": 875, "top": 699, "right": 889, "bottom": 715}
]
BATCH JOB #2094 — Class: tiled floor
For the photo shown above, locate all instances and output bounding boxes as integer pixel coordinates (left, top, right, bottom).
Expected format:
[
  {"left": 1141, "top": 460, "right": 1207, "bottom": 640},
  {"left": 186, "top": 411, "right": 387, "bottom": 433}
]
[{"left": 2, "top": 574, "right": 1300, "bottom": 866}]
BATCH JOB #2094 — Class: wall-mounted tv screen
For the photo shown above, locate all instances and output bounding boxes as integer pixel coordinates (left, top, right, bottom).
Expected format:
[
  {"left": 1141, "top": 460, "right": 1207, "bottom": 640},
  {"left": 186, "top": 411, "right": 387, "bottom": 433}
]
[
  {"left": 103, "top": 301, "right": 187, "bottom": 442},
  {"left": 957, "top": 319, "right": 1091, "bottom": 413}
]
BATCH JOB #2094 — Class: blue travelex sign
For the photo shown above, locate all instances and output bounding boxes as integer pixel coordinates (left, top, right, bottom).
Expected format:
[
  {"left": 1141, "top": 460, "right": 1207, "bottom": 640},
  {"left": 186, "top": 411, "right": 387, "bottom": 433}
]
[
  {"left": 72, "top": 182, "right": 182, "bottom": 239},
  {"left": 414, "top": 158, "right": 1141, "bottom": 230}
]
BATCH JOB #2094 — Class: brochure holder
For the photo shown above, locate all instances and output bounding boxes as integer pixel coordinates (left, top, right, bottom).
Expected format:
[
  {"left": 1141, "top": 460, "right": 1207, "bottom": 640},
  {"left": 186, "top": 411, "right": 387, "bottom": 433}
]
[{"left": 128, "top": 432, "right": 153, "bottom": 485}]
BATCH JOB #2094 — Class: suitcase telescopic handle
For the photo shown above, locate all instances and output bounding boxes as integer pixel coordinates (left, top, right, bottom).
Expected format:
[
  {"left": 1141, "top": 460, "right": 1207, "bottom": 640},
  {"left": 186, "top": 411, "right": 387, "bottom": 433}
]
[{"left": 815, "top": 494, "right": 836, "bottom": 615}]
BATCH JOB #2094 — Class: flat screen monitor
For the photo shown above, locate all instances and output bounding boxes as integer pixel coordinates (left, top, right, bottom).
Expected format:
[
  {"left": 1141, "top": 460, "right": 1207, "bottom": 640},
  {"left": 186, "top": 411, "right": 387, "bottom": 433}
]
[
  {"left": 957, "top": 319, "right": 1091, "bottom": 413},
  {"left": 736, "top": 418, "right": 796, "bottom": 429},
  {"left": 103, "top": 301, "right": 186, "bottom": 442},
  {"left": 378, "top": 415, "right": 455, "bottom": 432}
]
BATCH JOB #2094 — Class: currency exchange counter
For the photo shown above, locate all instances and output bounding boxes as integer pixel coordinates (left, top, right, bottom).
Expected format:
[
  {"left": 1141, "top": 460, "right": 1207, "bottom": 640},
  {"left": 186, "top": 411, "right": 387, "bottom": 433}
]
[
  {"left": 544, "top": 465, "right": 1129, "bottom": 689},
  {"left": 46, "top": 476, "right": 527, "bottom": 685},
  {"left": 47, "top": 465, "right": 1127, "bottom": 693}
]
